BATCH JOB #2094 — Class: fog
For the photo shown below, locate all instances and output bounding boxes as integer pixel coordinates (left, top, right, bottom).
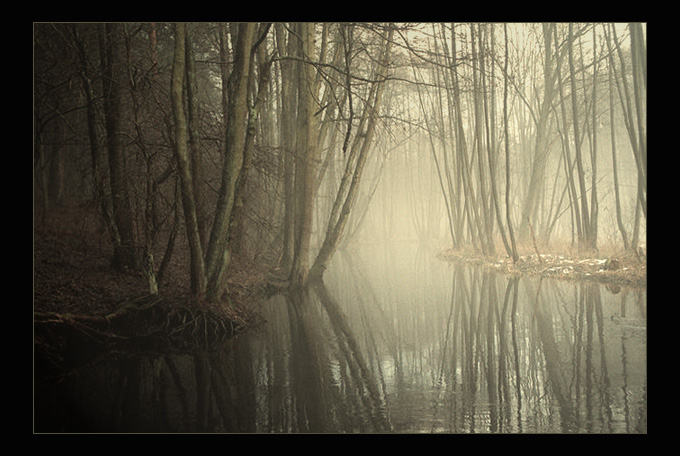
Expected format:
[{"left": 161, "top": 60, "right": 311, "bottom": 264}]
[
  {"left": 34, "top": 22, "right": 646, "bottom": 433},
  {"left": 302, "top": 23, "right": 647, "bottom": 265},
  {"left": 35, "top": 23, "right": 646, "bottom": 278}
]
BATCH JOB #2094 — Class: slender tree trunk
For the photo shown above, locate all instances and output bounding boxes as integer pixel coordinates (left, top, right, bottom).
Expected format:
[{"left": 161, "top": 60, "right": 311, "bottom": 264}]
[
  {"left": 157, "top": 180, "right": 180, "bottom": 286},
  {"left": 275, "top": 22, "right": 298, "bottom": 275},
  {"left": 568, "top": 24, "right": 593, "bottom": 250},
  {"left": 588, "top": 26, "right": 599, "bottom": 250},
  {"left": 231, "top": 23, "right": 273, "bottom": 256},
  {"left": 518, "top": 23, "right": 556, "bottom": 242},
  {"left": 554, "top": 26, "right": 583, "bottom": 247},
  {"left": 100, "top": 23, "right": 139, "bottom": 272},
  {"left": 171, "top": 22, "right": 206, "bottom": 296},
  {"left": 289, "top": 22, "right": 319, "bottom": 288},
  {"left": 482, "top": 24, "right": 514, "bottom": 259},
  {"left": 310, "top": 24, "right": 393, "bottom": 280},
  {"left": 448, "top": 24, "right": 474, "bottom": 247},
  {"left": 434, "top": 27, "right": 462, "bottom": 248},
  {"left": 413, "top": 61, "right": 456, "bottom": 248},
  {"left": 629, "top": 22, "right": 647, "bottom": 219},
  {"left": 453, "top": 31, "right": 481, "bottom": 251},
  {"left": 205, "top": 22, "right": 255, "bottom": 301},
  {"left": 185, "top": 27, "right": 207, "bottom": 248},
  {"left": 71, "top": 25, "right": 119, "bottom": 244},
  {"left": 503, "top": 23, "right": 519, "bottom": 262},
  {"left": 124, "top": 27, "right": 158, "bottom": 294},
  {"left": 471, "top": 24, "right": 494, "bottom": 256},
  {"left": 604, "top": 24, "right": 629, "bottom": 250},
  {"left": 630, "top": 23, "right": 647, "bottom": 175}
]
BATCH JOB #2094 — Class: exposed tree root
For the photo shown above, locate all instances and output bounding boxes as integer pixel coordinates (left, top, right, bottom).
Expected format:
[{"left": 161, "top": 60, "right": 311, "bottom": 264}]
[{"left": 35, "top": 293, "right": 254, "bottom": 384}]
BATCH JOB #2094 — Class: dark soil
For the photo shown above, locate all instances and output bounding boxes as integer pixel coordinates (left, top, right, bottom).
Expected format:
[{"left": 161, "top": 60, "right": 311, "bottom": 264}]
[{"left": 33, "top": 203, "right": 269, "bottom": 351}]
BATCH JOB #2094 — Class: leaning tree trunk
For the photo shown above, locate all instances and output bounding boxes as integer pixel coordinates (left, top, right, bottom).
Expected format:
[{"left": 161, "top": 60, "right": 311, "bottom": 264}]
[{"left": 309, "top": 24, "right": 393, "bottom": 280}]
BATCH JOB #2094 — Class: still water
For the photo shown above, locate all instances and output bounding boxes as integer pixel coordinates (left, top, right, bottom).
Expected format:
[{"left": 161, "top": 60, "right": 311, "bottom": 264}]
[{"left": 35, "top": 243, "right": 647, "bottom": 433}]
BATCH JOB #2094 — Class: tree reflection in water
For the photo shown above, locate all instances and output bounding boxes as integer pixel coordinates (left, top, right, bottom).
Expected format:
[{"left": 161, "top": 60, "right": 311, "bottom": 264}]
[{"left": 35, "top": 246, "right": 646, "bottom": 433}]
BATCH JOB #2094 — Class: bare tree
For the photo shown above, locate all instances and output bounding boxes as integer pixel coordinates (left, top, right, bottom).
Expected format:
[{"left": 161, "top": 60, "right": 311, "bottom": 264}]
[
  {"left": 310, "top": 24, "right": 394, "bottom": 280},
  {"left": 100, "top": 23, "right": 139, "bottom": 272},
  {"left": 288, "top": 22, "right": 320, "bottom": 288},
  {"left": 568, "top": 23, "right": 594, "bottom": 250},
  {"left": 171, "top": 22, "right": 206, "bottom": 296},
  {"left": 502, "top": 23, "right": 519, "bottom": 262},
  {"left": 604, "top": 24, "right": 630, "bottom": 250},
  {"left": 274, "top": 22, "right": 299, "bottom": 274}
]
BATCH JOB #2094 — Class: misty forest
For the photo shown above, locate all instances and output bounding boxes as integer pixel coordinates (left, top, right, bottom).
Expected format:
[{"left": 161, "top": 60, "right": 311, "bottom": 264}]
[{"left": 34, "top": 23, "right": 646, "bottom": 433}]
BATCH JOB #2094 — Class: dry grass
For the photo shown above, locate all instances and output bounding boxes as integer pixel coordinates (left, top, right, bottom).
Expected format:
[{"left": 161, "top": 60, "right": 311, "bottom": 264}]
[{"left": 438, "top": 240, "right": 646, "bottom": 289}]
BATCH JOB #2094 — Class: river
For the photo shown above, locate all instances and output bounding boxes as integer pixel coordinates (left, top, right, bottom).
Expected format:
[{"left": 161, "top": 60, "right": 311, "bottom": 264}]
[{"left": 34, "top": 243, "right": 647, "bottom": 433}]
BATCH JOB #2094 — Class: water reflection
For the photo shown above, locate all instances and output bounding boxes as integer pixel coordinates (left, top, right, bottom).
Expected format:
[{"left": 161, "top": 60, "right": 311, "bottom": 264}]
[
  {"left": 34, "top": 245, "right": 646, "bottom": 433},
  {"left": 249, "top": 282, "right": 392, "bottom": 432}
]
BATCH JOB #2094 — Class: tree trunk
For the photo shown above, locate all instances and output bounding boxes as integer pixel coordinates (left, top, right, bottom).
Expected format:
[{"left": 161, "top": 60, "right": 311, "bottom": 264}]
[
  {"left": 275, "top": 22, "right": 298, "bottom": 275},
  {"left": 518, "top": 23, "right": 557, "bottom": 243},
  {"left": 629, "top": 22, "right": 647, "bottom": 219},
  {"left": 124, "top": 26, "right": 159, "bottom": 295},
  {"left": 588, "top": 26, "right": 599, "bottom": 250},
  {"left": 171, "top": 22, "right": 206, "bottom": 296},
  {"left": 554, "top": 26, "right": 583, "bottom": 248},
  {"left": 230, "top": 23, "right": 273, "bottom": 257},
  {"left": 100, "top": 23, "right": 139, "bottom": 272},
  {"left": 471, "top": 24, "right": 494, "bottom": 256},
  {"left": 205, "top": 22, "right": 256, "bottom": 301},
  {"left": 71, "top": 24, "right": 120, "bottom": 257},
  {"left": 568, "top": 24, "right": 593, "bottom": 250},
  {"left": 310, "top": 25, "right": 393, "bottom": 280},
  {"left": 502, "top": 23, "right": 519, "bottom": 262},
  {"left": 185, "top": 27, "right": 207, "bottom": 248},
  {"left": 604, "top": 24, "right": 630, "bottom": 251},
  {"left": 289, "top": 22, "right": 319, "bottom": 288}
]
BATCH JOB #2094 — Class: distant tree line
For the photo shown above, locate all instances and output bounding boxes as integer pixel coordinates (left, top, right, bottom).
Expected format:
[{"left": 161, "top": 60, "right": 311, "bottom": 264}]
[{"left": 403, "top": 23, "right": 645, "bottom": 259}]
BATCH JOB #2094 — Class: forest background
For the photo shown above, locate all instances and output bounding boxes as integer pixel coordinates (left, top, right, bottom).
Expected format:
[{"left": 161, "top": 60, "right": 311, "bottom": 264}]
[{"left": 34, "top": 23, "right": 646, "bottom": 317}]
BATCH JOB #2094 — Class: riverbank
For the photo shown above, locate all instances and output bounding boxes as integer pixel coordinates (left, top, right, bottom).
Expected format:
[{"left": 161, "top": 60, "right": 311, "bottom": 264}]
[
  {"left": 437, "top": 246, "right": 646, "bottom": 290},
  {"left": 33, "top": 204, "right": 269, "bottom": 349}
]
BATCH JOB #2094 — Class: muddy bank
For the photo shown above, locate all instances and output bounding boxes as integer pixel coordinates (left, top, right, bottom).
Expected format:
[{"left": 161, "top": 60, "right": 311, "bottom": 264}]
[
  {"left": 437, "top": 249, "right": 646, "bottom": 290},
  {"left": 33, "top": 205, "right": 273, "bottom": 363}
]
